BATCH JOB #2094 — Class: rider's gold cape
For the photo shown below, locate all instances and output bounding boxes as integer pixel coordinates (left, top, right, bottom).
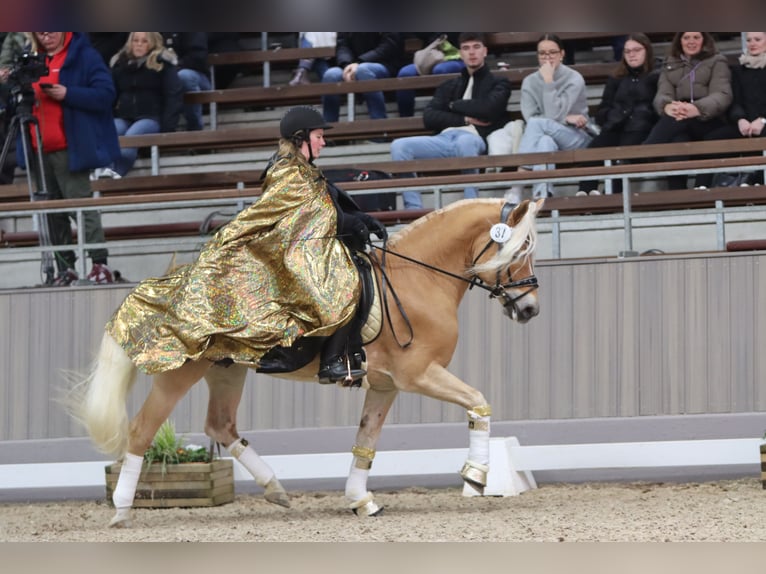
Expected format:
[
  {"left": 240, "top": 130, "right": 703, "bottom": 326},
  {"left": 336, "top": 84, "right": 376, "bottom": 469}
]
[{"left": 107, "top": 147, "right": 360, "bottom": 374}]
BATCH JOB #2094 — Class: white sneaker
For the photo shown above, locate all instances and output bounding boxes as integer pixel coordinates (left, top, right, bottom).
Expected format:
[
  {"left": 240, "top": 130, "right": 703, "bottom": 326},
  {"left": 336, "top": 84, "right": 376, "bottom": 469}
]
[
  {"left": 575, "top": 190, "right": 588, "bottom": 197},
  {"left": 694, "top": 186, "right": 708, "bottom": 190},
  {"left": 589, "top": 190, "right": 601, "bottom": 196},
  {"left": 97, "top": 167, "right": 122, "bottom": 179}
]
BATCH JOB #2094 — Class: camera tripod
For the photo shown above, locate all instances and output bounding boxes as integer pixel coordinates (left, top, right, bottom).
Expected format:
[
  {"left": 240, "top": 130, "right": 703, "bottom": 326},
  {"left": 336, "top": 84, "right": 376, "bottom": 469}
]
[{"left": 0, "top": 100, "right": 56, "bottom": 285}]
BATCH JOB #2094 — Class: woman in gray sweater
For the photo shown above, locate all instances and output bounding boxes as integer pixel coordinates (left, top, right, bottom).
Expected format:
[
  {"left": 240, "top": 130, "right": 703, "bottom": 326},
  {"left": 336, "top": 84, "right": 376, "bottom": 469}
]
[{"left": 507, "top": 33, "right": 593, "bottom": 201}]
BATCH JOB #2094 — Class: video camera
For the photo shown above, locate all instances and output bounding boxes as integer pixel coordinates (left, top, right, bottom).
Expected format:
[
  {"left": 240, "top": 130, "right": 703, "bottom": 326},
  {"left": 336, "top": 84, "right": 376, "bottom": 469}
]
[{"left": 5, "top": 52, "right": 49, "bottom": 111}]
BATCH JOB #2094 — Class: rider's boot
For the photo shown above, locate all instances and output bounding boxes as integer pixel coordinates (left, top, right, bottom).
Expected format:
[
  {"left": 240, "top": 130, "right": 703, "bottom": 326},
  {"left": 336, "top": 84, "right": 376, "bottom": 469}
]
[{"left": 318, "top": 322, "right": 366, "bottom": 384}]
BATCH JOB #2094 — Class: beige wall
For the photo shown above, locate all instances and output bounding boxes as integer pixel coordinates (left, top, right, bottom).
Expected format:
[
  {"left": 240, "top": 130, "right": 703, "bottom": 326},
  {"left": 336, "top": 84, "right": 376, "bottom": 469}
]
[{"left": 1, "top": 251, "right": 765, "bottom": 442}]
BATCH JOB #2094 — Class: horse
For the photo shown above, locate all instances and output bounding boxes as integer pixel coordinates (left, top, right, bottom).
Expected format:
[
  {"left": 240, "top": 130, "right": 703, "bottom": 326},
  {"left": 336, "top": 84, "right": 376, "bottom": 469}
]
[{"left": 71, "top": 197, "right": 544, "bottom": 527}]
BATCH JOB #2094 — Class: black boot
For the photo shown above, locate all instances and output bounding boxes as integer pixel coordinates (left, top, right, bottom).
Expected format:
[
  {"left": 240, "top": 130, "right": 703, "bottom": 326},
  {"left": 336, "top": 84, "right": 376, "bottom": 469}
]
[
  {"left": 317, "top": 355, "right": 366, "bottom": 385},
  {"left": 318, "top": 320, "right": 366, "bottom": 384}
]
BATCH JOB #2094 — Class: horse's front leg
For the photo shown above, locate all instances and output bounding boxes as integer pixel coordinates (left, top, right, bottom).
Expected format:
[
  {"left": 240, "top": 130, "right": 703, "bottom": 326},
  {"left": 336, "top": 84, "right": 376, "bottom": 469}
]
[
  {"left": 109, "top": 359, "right": 212, "bottom": 528},
  {"left": 345, "top": 387, "right": 398, "bottom": 516},
  {"left": 204, "top": 364, "right": 289, "bottom": 508},
  {"left": 404, "top": 362, "right": 491, "bottom": 494}
]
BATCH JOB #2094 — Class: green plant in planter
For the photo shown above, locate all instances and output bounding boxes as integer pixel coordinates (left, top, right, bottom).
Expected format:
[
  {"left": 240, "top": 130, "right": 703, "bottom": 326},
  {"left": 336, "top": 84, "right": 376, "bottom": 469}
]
[{"left": 144, "top": 420, "right": 211, "bottom": 475}]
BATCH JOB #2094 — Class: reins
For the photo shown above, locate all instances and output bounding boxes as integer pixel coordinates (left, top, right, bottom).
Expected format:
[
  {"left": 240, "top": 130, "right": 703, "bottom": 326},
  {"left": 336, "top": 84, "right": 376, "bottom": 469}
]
[{"left": 367, "top": 201, "right": 539, "bottom": 348}]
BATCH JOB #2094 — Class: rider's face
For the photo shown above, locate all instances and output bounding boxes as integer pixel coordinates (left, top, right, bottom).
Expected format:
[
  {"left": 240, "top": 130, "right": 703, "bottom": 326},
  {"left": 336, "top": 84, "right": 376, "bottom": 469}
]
[{"left": 308, "top": 129, "right": 326, "bottom": 158}]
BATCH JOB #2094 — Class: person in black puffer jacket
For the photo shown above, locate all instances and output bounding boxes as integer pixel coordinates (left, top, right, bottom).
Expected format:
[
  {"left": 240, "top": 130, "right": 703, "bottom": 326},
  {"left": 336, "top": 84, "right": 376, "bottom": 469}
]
[
  {"left": 109, "top": 32, "right": 183, "bottom": 177},
  {"left": 577, "top": 33, "right": 660, "bottom": 195}
]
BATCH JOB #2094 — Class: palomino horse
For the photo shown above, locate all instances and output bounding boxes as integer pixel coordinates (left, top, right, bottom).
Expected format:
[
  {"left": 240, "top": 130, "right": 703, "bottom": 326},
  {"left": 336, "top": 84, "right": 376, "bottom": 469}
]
[{"left": 73, "top": 198, "right": 543, "bottom": 527}]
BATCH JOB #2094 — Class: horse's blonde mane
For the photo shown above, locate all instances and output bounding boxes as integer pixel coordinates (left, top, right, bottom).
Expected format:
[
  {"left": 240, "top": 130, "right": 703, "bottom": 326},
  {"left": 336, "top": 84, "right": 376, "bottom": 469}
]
[
  {"left": 387, "top": 198, "right": 502, "bottom": 249},
  {"left": 470, "top": 199, "right": 539, "bottom": 274}
]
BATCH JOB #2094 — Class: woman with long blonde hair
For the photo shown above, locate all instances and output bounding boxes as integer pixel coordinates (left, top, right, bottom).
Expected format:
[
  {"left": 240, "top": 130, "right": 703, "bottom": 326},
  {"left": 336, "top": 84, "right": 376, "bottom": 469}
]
[{"left": 104, "top": 32, "right": 183, "bottom": 178}]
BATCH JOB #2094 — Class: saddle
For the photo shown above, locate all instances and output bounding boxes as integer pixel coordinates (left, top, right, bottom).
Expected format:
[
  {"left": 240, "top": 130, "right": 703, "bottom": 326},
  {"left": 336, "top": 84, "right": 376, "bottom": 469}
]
[{"left": 254, "top": 252, "right": 382, "bottom": 375}]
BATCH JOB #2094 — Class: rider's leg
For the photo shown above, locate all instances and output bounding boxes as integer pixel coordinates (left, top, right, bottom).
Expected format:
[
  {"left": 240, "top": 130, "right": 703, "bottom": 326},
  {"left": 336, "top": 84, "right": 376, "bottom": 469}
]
[{"left": 318, "top": 319, "right": 366, "bottom": 383}]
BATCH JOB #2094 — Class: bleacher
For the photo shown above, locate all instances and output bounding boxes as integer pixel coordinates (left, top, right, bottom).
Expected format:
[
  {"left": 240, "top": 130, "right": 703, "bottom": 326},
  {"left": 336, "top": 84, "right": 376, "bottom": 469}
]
[{"left": 0, "top": 32, "right": 762, "bottom": 290}]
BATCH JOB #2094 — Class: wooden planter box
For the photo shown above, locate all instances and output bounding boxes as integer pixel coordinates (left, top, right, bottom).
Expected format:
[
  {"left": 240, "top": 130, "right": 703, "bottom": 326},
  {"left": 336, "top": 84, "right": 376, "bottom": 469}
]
[
  {"left": 105, "top": 459, "right": 235, "bottom": 508},
  {"left": 761, "top": 444, "right": 766, "bottom": 489}
]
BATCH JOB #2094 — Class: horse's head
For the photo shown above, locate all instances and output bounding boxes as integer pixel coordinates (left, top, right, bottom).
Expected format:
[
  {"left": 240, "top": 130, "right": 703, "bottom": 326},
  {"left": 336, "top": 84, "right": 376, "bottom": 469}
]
[{"left": 469, "top": 199, "right": 543, "bottom": 323}]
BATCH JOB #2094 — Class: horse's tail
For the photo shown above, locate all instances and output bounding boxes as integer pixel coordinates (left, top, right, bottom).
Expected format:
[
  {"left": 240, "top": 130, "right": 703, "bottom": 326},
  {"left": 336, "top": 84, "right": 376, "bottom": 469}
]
[{"left": 68, "top": 332, "right": 137, "bottom": 457}]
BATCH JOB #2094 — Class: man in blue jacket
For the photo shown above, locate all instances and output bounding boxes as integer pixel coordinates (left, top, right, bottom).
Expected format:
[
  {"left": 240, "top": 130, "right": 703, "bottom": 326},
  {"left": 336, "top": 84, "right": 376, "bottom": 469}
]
[{"left": 27, "top": 32, "right": 121, "bottom": 285}]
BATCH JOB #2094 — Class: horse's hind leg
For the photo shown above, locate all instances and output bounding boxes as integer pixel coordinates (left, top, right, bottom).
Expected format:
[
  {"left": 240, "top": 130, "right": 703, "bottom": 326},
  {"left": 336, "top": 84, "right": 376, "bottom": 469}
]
[
  {"left": 204, "top": 364, "right": 290, "bottom": 508},
  {"left": 109, "top": 359, "right": 212, "bottom": 528},
  {"left": 346, "top": 387, "right": 398, "bottom": 516}
]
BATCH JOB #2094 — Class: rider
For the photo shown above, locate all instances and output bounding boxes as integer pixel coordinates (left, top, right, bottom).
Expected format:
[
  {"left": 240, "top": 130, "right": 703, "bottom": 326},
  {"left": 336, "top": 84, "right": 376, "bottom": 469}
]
[
  {"left": 277, "top": 106, "right": 388, "bottom": 382},
  {"left": 105, "top": 106, "right": 387, "bottom": 385}
]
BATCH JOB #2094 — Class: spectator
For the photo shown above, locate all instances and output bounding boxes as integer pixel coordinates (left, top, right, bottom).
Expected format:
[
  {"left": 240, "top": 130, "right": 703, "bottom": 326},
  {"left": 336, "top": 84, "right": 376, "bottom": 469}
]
[
  {"left": 642, "top": 32, "right": 732, "bottom": 190},
  {"left": 26, "top": 32, "right": 121, "bottom": 286},
  {"left": 106, "top": 32, "right": 183, "bottom": 178},
  {"left": 576, "top": 33, "right": 660, "bottom": 195},
  {"left": 288, "top": 32, "right": 337, "bottom": 86},
  {"left": 321, "top": 33, "right": 404, "bottom": 122},
  {"left": 0, "top": 32, "right": 29, "bottom": 82},
  {"left": 693, "top": 31, "right": 766, "bottom": 188},
  {"left": 396, "top": 33, "right": 465, "bottom": 117},
  {"left": 0, "top": 32, "right": 29, "bottom": 185},
  {"left": 161, "top": 32, "right": 210, "bottom": 130},
  {"left": 390, "top": 32, "right": 511, "bottom": 209},
  {"left": 506, "top": 33, "right": 593, "bottom": 202}
]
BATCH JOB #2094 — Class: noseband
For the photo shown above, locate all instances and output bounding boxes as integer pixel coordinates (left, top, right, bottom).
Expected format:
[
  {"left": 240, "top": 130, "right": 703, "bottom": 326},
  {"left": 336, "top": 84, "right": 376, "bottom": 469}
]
[{"left": 468, "top": 202, "right": 539, "bottom": 312}]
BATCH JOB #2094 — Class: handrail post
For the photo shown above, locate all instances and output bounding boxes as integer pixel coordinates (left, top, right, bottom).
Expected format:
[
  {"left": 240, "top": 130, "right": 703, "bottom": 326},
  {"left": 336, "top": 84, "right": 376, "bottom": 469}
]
[
  {"left": 715, "top": 199, "right": 726, "bottom": 250},
  {"left": 75, "top": 209, "right": 88, "bottom": 282},
  {"left": 619, "top": 178, "right": 638, "bottom": 257},
  {"left": 261, "top": 33, "right": 270, "bottom": 87},
  {"left": 346, "top": 94, "right": 355, "bottom": 121},
  {"left": 551, "top": 209, "right": 561, "bottom": 259},
  {"left": 151, "top": 145, "right": 159, "bottom": 175},
  {"left": 209, "top": 63, "right": 218, "bottom": 130}
]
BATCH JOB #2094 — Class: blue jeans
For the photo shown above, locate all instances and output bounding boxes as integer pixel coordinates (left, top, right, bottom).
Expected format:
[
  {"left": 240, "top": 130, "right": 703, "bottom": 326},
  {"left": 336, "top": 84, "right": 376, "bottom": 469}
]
[
  {"left": 321, "top": 62, "right": 390, "bottom": 122},
  {"left": 113, "top": 117, "right": 161, "bottom": 176},
  {"left": 396, "top": 60, "right": 465, "bottom": 117},
  {"left": 517, "top": 116, "right": 592, "bottom": 197},
  {"left": 390, "top": 130, "right": 485, "bottom": 209},
  {"left": 178, "top": 68, "right": 211, "bottom": 130},
  {"left": 299, "top": 36, "right": 330, "bottom": 80}
]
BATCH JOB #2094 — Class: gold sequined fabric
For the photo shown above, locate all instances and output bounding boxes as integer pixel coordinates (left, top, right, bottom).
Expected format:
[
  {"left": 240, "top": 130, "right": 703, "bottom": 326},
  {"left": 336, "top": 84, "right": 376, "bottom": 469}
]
[{"left": 107, "top": 146, "right": 360, "bottom": 374}]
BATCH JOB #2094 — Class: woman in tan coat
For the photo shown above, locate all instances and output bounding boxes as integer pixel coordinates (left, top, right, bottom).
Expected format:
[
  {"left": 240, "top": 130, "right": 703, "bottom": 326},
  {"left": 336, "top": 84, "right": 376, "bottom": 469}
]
[{"left": 642, "top": 32, "right": 733, "bottom": 189}]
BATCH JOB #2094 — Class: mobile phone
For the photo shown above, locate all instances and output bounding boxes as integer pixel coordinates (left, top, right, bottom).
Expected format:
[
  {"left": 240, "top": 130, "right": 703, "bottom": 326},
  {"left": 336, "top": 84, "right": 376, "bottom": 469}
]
[{"left": 39, "top": 83, "right": 53, "bottom": 89}]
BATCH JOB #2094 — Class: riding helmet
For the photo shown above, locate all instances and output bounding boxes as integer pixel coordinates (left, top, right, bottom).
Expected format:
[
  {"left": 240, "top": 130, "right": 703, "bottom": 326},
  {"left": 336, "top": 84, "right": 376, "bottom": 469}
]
[{"left": 279, "top": 106, "right": 333, "bottom": 140}]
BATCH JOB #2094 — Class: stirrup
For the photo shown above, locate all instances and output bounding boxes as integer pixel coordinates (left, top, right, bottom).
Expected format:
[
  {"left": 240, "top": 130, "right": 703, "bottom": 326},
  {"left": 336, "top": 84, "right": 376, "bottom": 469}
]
[{"left": 318, "top": 355, "right": 366, "bottom": 385}]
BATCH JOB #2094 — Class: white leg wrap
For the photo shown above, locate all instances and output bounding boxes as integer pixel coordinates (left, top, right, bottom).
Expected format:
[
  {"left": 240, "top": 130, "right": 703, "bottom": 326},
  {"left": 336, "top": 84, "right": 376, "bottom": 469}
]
[
  {"left": 112, "top": 452, "right": 143, "bottom": 509},
  {"left": 228, "top": 438, "right": 275, "bottom": 487},
  {"left": 467, "top": 411, "right": 490, "bottom": 465},
  {"left": 345, "top": 464, "right": 370, "bottom": 501}
]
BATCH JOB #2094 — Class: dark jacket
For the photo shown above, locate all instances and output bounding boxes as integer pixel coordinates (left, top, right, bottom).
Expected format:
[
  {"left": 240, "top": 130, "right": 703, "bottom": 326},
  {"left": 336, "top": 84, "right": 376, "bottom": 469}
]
[
  {"left": 111, "top": 52, "right": 183, "bottom": 133},
  {"left": 22, "top": 32, "right": 120, "bottom": 171},
  {"left": 161, "top": 32, "right": 209, "bottom": 75},
  {"left": 595, "top": 67, "right": 660, "bottom": 134},
  {"left": 423, "top": 65, "right": 512, "bottom": 141},
  {"left": 334, "top": 33, "right": 405, "bottom": 77},
  {"left": 728, "top": 63, "right": 766, "bottom": 123}
]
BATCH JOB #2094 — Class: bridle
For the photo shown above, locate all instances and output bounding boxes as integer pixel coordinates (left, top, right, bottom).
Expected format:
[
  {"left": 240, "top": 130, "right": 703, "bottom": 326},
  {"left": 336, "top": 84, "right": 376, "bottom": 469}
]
[
  {"left": 467, "top": 202, "right": 539, "bottom": 314},
  {"left": 368, "top": 202, "right": 539, "bottom": 347}
]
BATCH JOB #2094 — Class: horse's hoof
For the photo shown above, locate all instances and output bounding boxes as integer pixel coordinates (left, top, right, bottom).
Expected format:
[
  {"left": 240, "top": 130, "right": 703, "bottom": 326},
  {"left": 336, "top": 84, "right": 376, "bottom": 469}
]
[
  {"left": 348, "top": 492, "right": 383, "bottom": 517},
  {"left": 264, "top": 477, "right": 291, "bottom": 508},
  {"left": 108, "top": 507, "right": 132, "bottom": 528},
  {"left": 460, "top": 460, "right": 489, "bottom": 494}
]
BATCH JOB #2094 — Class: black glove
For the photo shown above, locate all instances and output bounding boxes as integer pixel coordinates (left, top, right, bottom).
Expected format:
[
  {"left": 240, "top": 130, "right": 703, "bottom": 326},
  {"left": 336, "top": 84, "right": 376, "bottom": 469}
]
[
  {"left": 349, "top": 220, "right": 370, "bottom": 251},
  {"left": 339, "top": 212, "right": 370, "bottom": 251},
  {"left": 358, "top": 212, "right": 388, "bottom": 241}
]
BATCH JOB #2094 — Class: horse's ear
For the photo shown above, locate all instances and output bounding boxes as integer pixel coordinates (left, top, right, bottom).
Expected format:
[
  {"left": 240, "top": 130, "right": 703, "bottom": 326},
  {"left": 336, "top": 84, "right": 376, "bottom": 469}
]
[{"left": 534, "top": 198, "right": 546, "bottom": 213}]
